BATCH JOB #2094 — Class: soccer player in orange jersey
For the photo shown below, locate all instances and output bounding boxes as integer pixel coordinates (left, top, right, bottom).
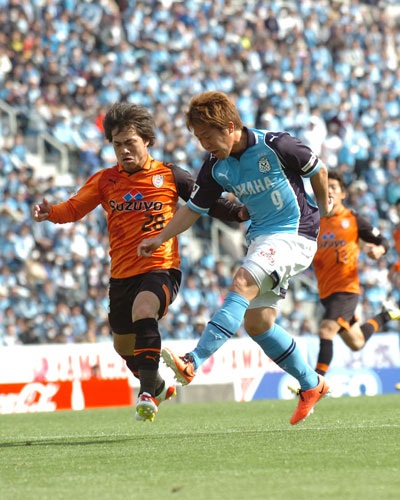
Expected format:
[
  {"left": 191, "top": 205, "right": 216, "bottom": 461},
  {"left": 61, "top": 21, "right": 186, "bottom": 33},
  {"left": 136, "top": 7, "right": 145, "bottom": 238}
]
[
  {"left": 33, "top": 103, "right": 248, "bottom": 421},
  {"left": 388, "top": 198, "right": 400, "bottom": 287},
  {"left": 313, "top": 171, "right": 400, "bottom": 376}
]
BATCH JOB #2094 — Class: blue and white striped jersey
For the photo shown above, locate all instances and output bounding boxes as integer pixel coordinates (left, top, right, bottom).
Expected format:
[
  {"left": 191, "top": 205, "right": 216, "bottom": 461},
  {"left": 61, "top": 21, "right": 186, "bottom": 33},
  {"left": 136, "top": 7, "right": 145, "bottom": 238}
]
[{"left": 188, "top": 128, "right": 323, "bottom": 243}]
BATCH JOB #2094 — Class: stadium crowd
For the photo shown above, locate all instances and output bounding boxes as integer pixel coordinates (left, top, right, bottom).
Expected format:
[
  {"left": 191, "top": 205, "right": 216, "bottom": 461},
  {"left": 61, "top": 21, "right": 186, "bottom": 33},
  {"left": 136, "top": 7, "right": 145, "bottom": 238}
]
[{"left": 1, "top": 0, "right": 400, "bottom": 345}]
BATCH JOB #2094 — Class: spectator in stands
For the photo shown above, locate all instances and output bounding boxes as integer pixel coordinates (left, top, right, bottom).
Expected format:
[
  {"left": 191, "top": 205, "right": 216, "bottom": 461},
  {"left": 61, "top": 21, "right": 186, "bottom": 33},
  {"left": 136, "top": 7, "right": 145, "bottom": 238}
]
[
  {"left": 97, "top": 322, "right": 113, "bottom": 343},
  {"left": 288, "top": 300, "right": 307, "bottom": 336},
  {"left": 69, "top": 304, "right": 89, "bottom": 342},
  {"left": 13, "top": 222, "right": 36, "bottom": 264},
  {"left": 2, "top": 324, "right": 22, "bottom": 346},
  {"left": 173, "top": 313, "right": 194, "bottom": 341},
  {"left": 298, "top": 318, "right": 314, "bottom": 337},
  {"left": 180, "top": 274, "right": 203, "bottom": 312},
  {"left": 192, "top": 315, "right": 208, "bottom": 339}
]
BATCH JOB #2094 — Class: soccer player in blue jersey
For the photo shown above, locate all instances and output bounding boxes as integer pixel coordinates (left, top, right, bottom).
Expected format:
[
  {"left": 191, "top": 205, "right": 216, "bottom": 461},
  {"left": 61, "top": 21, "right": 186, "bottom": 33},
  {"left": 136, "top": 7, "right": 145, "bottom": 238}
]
[{"left": 138, "top": 91, "right": 332, "bottom": 424}]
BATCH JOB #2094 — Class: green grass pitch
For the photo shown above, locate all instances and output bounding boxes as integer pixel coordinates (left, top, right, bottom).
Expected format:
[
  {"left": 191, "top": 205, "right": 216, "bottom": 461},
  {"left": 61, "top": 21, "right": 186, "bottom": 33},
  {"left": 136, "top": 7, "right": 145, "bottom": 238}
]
[{"left": 1, "top": 394, "right": 399, "bottom": 500}]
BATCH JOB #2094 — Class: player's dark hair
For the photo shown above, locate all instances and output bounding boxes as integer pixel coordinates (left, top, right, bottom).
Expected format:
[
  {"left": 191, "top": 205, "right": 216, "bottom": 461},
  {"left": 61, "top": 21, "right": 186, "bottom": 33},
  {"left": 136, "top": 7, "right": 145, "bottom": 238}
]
[
  {"left": 186, "top": 91, "right": 243, "bottom": 131},
  {"left": 103, "top": 103, "right": 156, "bottom": 146},
  {"left": 328, "top": 170, "right": 346, "bottom": 190}
]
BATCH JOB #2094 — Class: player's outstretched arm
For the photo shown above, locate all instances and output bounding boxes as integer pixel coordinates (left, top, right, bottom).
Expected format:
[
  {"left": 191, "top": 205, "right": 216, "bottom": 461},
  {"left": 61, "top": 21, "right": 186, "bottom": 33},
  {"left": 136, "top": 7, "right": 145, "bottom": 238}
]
[
  {"left": 33, "top": 198, "right": 51, "bottom": 222},
  {"left": 310, "top": 164, "right": 332, "bottom": 216},
  {"left": 138, "top": 204, "right": 201, "bottom": 256}
]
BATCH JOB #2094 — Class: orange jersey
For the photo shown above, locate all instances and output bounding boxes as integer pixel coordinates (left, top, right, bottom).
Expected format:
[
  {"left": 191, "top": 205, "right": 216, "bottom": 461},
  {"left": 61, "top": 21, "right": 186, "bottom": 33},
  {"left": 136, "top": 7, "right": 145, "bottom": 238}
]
[
  {"left": 313, "top": 206, "right": 388, "bottom": 299},
  {"left": 393, "top": 226, "right": 400, "bottom": 254},
  {"left": 47, "top": 156, "right": 191, "bottom": 278},
  {"left": 47, "top": 155, "right": 243, "bottom": 279},
  {"left": 390, "top": 260, "right": 400, "bottom": 274}
]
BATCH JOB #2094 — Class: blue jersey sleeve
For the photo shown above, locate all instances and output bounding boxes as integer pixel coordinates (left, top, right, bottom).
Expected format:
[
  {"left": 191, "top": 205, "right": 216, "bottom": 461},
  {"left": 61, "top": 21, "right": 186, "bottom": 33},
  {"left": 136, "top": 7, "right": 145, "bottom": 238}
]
[
  {"left": 265, "top": 131, "right": 321, "bottom": 178},
  {"left": 187, "top": 155, "right": 224, "bottom": 214}
]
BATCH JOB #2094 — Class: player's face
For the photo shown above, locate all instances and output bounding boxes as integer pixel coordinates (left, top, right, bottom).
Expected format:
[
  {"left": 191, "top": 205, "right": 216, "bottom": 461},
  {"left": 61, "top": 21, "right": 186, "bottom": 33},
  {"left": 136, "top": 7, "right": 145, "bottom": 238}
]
[
  {"left": 328, "top": 179, "right": 346, "bottom": 209},
  {"left": 111, "top": 126, "right": 149, "bottom": 172},
  {"left": 192, "top": 123, "right": 235, "bottom": 159}
]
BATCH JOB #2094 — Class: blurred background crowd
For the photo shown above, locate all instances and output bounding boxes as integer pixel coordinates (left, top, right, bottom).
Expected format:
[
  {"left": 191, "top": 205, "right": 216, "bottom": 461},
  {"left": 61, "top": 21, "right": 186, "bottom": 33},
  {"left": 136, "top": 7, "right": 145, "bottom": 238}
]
[{"left": 1, "top": 0, "right": 400, "bottom": 346}]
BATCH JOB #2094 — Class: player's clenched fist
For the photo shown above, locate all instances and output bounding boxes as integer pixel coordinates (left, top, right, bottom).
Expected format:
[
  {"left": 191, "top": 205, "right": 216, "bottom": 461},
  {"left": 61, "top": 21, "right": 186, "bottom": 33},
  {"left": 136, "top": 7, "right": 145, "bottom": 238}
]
[
  {"left": 33, "top": 198, "right": 51, "bottom": 222},
  {"left": 138, "top": 236, "right": 163, "bottom": 257}
]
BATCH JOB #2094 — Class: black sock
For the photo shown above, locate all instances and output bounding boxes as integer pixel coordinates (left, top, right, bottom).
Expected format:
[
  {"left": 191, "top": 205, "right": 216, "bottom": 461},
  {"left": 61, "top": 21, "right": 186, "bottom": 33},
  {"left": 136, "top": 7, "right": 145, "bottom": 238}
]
[
  {"left": 122, "top": 355, "right": 164, "bottom": 395},
  {"left": 133, "top": 318, "right": 161, "bottom": 396},
  {"left": 360, "top": 312, "right": 386, "bottom": 342},
  {"left": 155, "top": 379, "right": 165, "bottom": 397},
  {"left": 315, "top": 339, "right": 333, "bottom": 376},
  {"left": 122, "top": 355, "right": 138, "bottom": 379},
  {"left": 373, "top": 311, "right": 390, "bottom": 326},
  {"left": 138, "top": 369, "right": 158, "bottom": 396}
]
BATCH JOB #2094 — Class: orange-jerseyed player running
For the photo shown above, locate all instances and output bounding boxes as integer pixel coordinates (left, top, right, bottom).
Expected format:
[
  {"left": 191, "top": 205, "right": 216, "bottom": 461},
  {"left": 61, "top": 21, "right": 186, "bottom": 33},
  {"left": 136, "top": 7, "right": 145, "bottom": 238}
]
[
  {"left": 312, "top": 171, "right": 400, "bottom": 377},
  {"left": 33, "top": 103, "right": 248, "bottom": 422},
  {"left": 388, "top": 198, "right": 400, "bottom": 292}
]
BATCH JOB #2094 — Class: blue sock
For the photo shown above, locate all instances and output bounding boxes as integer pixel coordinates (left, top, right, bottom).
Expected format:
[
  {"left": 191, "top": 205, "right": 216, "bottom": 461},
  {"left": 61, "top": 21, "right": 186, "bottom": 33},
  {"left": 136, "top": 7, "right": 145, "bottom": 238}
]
[
  {"left": 190, "top": 291, "right": 250, "bottom": 369},
  {"left": 252, "top": 324, "right": 318, "bottom": 390}
]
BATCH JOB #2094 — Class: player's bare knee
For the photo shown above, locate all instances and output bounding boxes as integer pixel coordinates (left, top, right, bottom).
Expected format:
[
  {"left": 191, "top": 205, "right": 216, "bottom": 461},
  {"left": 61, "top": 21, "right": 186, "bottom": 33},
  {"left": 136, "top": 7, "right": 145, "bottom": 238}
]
[
  {"left": 132, "top": 291, "right": 160, "bottom": 321},
  {"left": 132, "top": 305, "right": 157, "bottom": 321},
  {"left": 348, "top": 340, "right": 365, "bottom": 351},
  {"left": 245, "top": 324, "right": 264, "bottom": 337},
  {"left": 230, "top": 268, "right": 259, "bottom": 300},
  {"left": 244, "top": 319, "right": 273, "bottom": 337},
  {"left": 318, "top": 330, "right": 336, "bottom": 341}
]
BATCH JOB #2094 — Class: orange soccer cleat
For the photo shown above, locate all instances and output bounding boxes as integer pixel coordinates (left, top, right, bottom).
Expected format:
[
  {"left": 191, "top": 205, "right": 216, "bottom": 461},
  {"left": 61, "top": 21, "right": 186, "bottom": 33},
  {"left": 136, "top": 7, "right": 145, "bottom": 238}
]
[
  {"left": 155, "top": 383, "right": 177, "bottom": 405},
  {"left": 162, "top": 348, "right": 196, "bottom": 386},
  {"left": 290, "top": 375, "right": 329, "bottom": 425}
]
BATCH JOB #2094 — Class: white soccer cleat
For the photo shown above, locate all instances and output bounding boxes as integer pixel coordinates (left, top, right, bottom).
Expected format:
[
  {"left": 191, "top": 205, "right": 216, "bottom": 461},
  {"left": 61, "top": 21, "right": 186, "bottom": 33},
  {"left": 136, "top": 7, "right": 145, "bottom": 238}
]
[{"left": 135, "top": 392, "right": 158, "bottom": 422}]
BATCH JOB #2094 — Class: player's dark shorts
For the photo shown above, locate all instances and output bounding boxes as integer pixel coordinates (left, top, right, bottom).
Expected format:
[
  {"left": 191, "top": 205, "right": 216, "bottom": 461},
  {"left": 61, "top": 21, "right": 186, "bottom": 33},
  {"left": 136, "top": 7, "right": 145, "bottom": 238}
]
[
  {"left": 321, "top": 292, "right": 360, "bottom": 330},
  {"left": 108, "top": 269, "right": 182, "bottom": 334}
]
